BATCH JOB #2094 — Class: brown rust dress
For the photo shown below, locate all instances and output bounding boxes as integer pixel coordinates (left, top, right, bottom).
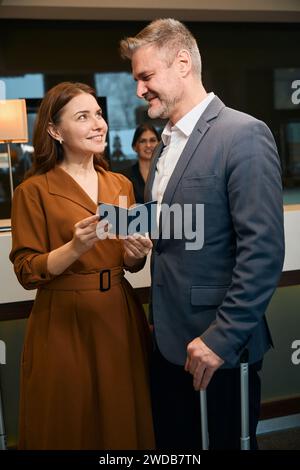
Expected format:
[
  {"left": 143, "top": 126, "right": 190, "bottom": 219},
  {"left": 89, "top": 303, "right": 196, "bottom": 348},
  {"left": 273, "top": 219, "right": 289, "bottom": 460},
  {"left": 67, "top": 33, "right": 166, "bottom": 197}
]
[{"left": 9, "top": 165, "right": 155, "bottom": 450}]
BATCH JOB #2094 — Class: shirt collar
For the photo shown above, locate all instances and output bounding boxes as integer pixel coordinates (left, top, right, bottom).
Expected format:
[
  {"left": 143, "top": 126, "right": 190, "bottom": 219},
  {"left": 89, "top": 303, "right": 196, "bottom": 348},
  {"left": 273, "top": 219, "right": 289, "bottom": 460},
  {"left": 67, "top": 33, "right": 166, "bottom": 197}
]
[
  {"left": 162, "top": 92, "right": 215, "bottom": 143},
  {"left": 161, "top": 121, "right": 172, "bottom": 146}
]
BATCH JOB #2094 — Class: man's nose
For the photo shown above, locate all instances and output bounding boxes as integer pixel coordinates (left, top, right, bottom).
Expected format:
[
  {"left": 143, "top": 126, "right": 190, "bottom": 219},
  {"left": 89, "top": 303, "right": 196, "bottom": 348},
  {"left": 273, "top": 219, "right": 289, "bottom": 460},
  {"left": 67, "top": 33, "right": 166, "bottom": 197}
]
[{"left": 136, "top": 81, "right": 147, "bottom": 99}]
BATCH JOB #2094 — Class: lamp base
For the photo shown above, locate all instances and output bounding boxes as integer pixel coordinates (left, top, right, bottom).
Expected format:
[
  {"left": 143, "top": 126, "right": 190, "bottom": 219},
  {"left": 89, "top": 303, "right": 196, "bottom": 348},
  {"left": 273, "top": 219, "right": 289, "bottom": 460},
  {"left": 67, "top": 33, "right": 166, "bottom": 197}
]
[{"left": 6, "top": 142, "right": 14, "bottom": 201}]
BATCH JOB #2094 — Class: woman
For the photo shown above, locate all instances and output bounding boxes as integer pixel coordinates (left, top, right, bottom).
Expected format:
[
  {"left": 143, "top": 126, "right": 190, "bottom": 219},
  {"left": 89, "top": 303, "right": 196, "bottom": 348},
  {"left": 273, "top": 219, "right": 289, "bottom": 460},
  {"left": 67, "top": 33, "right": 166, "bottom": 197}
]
[
  {"left": 122, "top": 124, "right": 160, "bottom": 203},
  {"left": 9, "top": 82, "right": 155, "bottom": 450}
]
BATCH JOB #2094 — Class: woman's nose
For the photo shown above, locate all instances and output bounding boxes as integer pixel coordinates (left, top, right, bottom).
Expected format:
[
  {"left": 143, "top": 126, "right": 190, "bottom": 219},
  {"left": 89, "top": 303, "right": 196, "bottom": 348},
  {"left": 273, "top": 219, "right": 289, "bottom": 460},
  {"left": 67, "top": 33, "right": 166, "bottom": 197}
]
[{"left": 93, "top": 116, "right": 106, "bottom": 130}]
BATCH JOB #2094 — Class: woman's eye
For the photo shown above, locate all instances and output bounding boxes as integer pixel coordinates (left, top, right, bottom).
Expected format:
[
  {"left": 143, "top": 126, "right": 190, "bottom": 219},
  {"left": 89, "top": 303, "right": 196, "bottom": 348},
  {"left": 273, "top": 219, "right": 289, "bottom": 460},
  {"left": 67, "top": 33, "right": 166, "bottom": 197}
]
[
  {"left": 78, "top": 114, "right": 87, "bottom": 121},
  {"left": 96, "top": 111, "right": 103, "bottom": 118}
]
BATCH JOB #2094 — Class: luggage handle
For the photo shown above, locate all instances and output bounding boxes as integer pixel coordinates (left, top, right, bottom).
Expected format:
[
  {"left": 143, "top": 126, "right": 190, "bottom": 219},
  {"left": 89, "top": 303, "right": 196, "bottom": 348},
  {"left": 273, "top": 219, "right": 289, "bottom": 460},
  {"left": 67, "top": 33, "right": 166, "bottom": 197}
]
[
  {"left": 0, "top": 387, "right": 6, "bottom": 450},
  {"left": 199, "top": 349, "right": 250, "bottom": 450},
  {"left": 240, "top": 349, "right": 250, "bottom": 450}
]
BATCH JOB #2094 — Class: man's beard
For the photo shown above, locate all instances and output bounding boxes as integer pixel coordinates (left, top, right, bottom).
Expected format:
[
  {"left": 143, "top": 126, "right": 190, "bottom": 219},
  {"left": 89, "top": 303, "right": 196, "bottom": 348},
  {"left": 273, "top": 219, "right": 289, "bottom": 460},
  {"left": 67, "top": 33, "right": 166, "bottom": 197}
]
[
  {"left": 147, "top": 103, "right": 167, "bottom": 119},
  {"left": 146, "top": 93, "right": 180, "bottom": 120}
]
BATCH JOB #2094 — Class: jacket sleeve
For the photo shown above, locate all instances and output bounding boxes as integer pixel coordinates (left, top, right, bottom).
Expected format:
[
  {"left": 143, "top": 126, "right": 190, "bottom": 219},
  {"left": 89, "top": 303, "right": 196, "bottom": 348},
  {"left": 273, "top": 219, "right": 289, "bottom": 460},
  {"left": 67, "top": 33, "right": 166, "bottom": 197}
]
[
  {"left": 201, "top": 120, "right": 285, "bottom": 366},
  {"left": 9, "top": 182, "right": 56, "bottom": 290}
]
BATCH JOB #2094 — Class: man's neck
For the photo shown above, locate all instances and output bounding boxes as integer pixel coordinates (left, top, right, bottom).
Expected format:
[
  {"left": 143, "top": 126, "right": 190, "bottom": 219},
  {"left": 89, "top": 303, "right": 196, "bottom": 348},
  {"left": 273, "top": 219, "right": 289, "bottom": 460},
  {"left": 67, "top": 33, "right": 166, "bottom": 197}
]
[{"left": 170, "top": 82, "right": 207, "bottom": 125}]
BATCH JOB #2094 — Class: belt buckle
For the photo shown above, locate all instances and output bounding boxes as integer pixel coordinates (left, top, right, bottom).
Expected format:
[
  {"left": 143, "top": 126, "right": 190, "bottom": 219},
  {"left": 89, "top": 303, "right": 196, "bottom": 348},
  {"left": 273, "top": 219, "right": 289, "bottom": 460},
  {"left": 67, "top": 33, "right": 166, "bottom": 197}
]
[{"left": 99, "top": 269, "right": 111, "bottom": 292}]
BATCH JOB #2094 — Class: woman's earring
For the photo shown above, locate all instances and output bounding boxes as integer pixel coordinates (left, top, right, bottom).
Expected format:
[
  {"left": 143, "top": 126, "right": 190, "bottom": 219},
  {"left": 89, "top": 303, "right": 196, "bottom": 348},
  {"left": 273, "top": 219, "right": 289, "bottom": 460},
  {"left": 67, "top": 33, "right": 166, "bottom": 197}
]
[{"left": 58, "top": 138, "right": 63, "bottom": 145}]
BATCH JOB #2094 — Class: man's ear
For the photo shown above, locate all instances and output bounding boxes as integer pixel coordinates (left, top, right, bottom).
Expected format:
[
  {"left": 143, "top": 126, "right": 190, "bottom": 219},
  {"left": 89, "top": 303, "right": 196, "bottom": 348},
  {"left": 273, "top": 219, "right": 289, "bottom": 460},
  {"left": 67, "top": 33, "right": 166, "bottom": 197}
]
[
  {"left": 47, "top": 122, "right": 62, "bottom": 142},
  {"left": 176, "top": 49, "right": 192, "bottom": 77}
]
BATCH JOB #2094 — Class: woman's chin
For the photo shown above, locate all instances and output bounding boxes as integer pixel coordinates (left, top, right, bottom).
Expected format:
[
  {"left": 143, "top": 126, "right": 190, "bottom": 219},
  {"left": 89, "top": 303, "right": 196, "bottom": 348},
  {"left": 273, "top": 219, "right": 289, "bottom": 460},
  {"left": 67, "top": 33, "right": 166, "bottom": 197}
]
[{"left": 90, "top": 143, "right": 106, "bottom": 154}]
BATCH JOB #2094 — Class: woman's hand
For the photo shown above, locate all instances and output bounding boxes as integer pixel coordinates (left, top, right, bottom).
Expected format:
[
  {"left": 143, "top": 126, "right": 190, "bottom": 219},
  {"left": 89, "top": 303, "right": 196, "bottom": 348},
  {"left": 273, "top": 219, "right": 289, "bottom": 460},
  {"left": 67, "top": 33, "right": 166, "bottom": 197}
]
[
  {"left": 47, "top": 215, "right": 110, "bottom": 276},
  {"left": 71, "top": 214, "right": 101, "bottom": 257},
  {"left": 123, "top": 234, "right": 153, "bottom": 268},
  {"left": 96, "top": 218, "right": 112, "bottom": 240}
]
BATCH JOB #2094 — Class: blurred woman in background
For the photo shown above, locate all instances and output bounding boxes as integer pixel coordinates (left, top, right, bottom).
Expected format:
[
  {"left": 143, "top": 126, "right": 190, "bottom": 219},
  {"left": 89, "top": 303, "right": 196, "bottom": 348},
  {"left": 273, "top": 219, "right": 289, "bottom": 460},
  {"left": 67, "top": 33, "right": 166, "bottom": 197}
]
[{"left": 122, "top": 124, "right": 160, "bottom": 203}]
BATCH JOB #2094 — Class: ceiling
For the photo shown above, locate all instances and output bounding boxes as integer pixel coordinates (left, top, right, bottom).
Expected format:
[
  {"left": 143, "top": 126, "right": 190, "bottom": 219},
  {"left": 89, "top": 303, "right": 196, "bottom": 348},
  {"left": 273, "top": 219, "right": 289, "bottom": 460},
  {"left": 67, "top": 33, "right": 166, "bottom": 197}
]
[{"left": 1, "top": 0, "right": 300, "bottom": 22}]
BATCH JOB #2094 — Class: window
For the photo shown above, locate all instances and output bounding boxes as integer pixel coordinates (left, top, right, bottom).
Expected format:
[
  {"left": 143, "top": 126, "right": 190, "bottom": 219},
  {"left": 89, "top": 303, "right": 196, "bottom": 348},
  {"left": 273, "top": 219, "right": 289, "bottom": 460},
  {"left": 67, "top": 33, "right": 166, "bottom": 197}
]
[
  {"left": 95, "top": 72, "right": 148, "bottom": 172},
  {"left": 0, "top": 74, "right": 44, "bottom": 100},
  {"left": 281, "top": 120, "right": 300, "bottom": 178}
]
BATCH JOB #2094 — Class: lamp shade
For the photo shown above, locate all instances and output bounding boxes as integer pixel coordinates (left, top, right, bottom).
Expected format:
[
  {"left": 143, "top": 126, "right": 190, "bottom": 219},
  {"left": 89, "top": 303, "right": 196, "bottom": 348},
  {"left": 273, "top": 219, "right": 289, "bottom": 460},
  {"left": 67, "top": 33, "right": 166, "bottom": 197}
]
[{"left": 0, "top": 99, "right": 28, "bottom": 143}]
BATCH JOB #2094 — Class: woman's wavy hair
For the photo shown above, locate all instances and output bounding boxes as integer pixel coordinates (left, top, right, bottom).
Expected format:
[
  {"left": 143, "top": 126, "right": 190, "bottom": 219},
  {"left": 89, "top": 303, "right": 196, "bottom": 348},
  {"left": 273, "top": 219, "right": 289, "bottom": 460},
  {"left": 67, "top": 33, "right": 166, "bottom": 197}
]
[{"left": 26, "top": 81, "right": 109, "bottom": 178}]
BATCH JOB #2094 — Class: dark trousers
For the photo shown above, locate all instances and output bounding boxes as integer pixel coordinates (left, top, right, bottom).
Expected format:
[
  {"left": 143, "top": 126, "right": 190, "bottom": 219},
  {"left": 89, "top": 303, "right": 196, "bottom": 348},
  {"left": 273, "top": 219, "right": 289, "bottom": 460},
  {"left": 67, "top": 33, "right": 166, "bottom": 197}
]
[{"left": 150, "top": 346, "right": 262, "bottom": 450}]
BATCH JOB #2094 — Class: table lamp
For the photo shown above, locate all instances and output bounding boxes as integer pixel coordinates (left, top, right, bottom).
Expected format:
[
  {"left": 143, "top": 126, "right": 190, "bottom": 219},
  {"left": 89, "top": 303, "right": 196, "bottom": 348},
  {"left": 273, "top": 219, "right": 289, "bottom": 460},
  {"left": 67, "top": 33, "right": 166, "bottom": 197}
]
[{"left": 0, "top": 99, "right": 28, "bottom": 200}]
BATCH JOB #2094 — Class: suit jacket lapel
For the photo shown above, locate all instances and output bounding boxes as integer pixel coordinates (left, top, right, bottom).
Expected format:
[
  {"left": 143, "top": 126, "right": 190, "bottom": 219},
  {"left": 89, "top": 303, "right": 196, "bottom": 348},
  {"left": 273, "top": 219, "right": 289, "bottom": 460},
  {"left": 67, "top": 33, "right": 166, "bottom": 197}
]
[
  {"left": 144, "top": 142, "right": 164, "bottom": 247},
  {"left": 144, "top": 141, "right": 164, "bottom": 202},
  {"left": 162, "top": 96, "right": 225, "bottom": 208},
  {"left": 161, "top": 121, "right": 210, "bottom": 209}
]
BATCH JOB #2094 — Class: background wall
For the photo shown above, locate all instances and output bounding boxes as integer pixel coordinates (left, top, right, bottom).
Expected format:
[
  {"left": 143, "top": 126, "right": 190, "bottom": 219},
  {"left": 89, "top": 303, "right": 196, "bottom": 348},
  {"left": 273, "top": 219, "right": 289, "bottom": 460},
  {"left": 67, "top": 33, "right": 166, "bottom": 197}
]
[{"left": 0, "top": 19, "right": 299, "bottom": 151}]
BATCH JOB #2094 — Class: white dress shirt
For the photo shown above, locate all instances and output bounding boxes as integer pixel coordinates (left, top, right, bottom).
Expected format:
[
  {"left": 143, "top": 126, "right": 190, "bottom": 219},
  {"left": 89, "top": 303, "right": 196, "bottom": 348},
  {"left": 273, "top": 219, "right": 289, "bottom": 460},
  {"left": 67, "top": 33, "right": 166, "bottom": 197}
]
[{"left": 152, "top": 92, "right": 215, "bottom": 222}]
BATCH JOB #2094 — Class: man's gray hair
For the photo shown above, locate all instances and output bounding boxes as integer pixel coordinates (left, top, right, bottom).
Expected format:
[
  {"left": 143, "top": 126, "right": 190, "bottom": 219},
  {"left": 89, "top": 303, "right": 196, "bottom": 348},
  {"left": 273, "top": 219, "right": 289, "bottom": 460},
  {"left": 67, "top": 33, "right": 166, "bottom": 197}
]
[{"left": 120, "top": 18, "right": 202, "bottom": 78}]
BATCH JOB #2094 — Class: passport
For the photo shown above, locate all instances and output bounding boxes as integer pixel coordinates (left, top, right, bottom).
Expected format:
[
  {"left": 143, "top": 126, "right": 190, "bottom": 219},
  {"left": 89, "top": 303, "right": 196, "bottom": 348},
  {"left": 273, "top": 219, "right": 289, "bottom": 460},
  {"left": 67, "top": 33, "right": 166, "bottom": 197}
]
[{"left": 97, "top": 200, "right": 157, "bottom": 236}]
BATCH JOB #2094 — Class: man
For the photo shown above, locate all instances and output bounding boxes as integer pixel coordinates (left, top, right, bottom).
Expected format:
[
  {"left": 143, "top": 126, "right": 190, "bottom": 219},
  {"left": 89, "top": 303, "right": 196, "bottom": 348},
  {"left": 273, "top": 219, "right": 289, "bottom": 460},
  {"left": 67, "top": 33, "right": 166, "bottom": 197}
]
[{"left": 120, "top": 18, "right": 284, "bottom": 450}]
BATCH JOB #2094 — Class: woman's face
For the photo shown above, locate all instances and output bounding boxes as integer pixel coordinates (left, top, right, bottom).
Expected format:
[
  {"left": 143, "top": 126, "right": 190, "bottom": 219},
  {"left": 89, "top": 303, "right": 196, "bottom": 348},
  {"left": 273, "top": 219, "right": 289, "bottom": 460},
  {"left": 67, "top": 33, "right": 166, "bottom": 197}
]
[
  {"left": 52, "top": 92, "right": 108, "bottom": 157},
  {"left": 133, "top": 129, "right": 159, "bottom": 161}
]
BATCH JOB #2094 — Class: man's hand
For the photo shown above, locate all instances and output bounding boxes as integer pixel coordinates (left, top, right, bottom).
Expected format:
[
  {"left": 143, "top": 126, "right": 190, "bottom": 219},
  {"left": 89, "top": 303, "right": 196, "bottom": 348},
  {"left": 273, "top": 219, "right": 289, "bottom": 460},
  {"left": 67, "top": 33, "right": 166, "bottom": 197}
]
[
  {"left": 122, "top": 234, "right": 152, "bottom": 268},
  {"left": 185, "top": 337, "right": 224, "bottom": 390}
]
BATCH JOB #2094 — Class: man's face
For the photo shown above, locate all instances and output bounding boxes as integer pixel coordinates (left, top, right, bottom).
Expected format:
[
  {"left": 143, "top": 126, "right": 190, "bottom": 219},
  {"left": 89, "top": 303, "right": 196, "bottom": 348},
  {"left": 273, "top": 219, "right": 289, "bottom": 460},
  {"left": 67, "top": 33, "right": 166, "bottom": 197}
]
[{"left": 132, "top": 45, "right": 183, "bottom": 122}]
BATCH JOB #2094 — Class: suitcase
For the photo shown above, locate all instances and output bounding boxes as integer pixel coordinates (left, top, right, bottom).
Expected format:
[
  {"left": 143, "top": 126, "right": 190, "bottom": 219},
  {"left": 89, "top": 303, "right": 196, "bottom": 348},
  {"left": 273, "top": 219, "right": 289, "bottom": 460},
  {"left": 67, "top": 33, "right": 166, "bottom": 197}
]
[{"left": 200, "top": 350, "right": 250, "bottom": 450}]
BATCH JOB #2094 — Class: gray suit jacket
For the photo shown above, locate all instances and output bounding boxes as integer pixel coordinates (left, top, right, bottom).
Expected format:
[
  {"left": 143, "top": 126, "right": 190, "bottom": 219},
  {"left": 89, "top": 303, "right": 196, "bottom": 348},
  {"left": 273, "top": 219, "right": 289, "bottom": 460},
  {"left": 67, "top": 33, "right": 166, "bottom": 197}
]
[{"left": 145, "top": 96, "right": 285, "bottom": 368}]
